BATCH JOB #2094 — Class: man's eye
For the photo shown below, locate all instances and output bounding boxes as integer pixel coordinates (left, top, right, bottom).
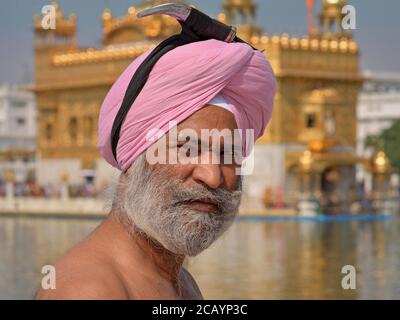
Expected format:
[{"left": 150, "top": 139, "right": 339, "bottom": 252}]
[
  {"left": 177, "top": 144, "right": 200, "bottom": 157},
  {"left": 220, "top": 149, "right": 235, "bottom": 157},
  {"left": 222, "top": 150, "right": 242, "bottom": 165},
  {"left": 178, "top": 143, "right": 197, "bottom": 149}
]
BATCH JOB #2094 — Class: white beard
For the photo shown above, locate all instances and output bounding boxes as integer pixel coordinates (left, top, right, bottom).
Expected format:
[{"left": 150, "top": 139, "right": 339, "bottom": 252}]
[{"left": 115, "top": 154, "right": 242, "bottom": 257}]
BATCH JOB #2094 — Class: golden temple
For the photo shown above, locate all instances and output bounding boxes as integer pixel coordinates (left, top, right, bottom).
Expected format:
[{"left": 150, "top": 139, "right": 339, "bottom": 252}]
[{"left": 33, "top": 0, "right": 365, "bottom": 210}]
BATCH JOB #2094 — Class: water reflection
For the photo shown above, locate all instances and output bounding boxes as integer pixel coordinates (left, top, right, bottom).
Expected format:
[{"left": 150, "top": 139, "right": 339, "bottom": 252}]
[{"left": 0, "top": 215, "right": 399, "bottom": 299}]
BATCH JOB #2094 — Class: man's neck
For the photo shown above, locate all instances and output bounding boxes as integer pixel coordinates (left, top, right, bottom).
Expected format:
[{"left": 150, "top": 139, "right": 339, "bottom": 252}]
[{"left": 108, "top": 211, "right": 185, "bottom": 284}]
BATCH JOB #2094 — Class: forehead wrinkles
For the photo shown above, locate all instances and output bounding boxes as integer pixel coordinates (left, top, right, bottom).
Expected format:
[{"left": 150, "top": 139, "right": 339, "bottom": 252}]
[{"left": 176, "top": 128, "right": 235, "bottom": 146}]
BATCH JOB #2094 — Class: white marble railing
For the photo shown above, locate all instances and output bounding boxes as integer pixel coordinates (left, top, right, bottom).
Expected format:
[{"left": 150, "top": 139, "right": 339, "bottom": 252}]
[
  {"left": 0, "top": 197, "right": 298, "bottom": 217},
  {"left": 0, "top": 197, "right": 108, "bottom": 216}
]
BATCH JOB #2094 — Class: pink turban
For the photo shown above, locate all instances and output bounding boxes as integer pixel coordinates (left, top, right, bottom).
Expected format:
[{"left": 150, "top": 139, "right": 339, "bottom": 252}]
[{"left": 98, "top": 39, "right": 276, "bottom": 172}]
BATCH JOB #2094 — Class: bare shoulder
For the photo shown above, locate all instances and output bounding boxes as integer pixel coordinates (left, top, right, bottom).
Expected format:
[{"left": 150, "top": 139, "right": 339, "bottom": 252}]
[{"left": 35, "top": 242, "right": 128, "bottom": 300}]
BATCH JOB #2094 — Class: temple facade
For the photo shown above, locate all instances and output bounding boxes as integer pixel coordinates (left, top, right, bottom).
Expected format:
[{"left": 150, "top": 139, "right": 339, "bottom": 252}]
[{"left": 33, "top": 0, "right": 363, "bottom": 211}]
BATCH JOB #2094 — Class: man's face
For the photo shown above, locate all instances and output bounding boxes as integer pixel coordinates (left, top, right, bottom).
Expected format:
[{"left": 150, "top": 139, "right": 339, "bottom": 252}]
[
  {"left": 119, "top": 106, "right": 243, "bottom": 256},
  {"left": 156, "top": 105, "right": 242, "bottom": 196}
]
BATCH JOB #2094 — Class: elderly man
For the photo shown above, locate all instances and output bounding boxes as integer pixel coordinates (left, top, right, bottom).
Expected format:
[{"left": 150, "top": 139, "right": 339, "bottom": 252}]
[{"left": 36, "top": 4, "right": 275, "bottom": 300}]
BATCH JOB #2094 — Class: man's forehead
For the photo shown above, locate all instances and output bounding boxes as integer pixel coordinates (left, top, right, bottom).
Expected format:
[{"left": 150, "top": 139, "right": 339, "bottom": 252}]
[{"left": 176, "top": 105, "right": 238, "bottom": 132}]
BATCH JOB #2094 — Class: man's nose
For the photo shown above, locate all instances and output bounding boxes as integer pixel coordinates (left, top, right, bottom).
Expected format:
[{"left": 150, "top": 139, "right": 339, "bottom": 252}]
[{"left": 191, "top": 163, "right": 224, "bottom": 190}]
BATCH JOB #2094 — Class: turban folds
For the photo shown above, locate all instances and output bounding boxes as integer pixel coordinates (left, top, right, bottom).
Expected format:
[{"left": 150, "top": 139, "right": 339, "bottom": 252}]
[{"left": 98, "top": 39, "right": 276, "bottom": 172}]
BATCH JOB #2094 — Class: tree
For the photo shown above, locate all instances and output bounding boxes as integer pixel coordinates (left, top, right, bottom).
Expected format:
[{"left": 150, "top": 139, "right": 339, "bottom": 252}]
[{"left": 365, "top": 120, "right": 400, "bottom": 174}]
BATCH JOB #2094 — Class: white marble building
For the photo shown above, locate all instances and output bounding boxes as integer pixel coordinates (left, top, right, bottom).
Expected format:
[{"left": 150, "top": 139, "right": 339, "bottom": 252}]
[
  {"left": 0, "top": 84, "right": 36, "bottom": 183},
  {"left": 356, "top": 72, "right": 400, "bottom": 191}
]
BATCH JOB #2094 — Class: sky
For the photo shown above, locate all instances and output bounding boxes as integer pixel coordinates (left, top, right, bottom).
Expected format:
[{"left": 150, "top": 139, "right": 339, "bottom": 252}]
[{"left": 0, "top": 0, "right": 399, "bottom": 85}]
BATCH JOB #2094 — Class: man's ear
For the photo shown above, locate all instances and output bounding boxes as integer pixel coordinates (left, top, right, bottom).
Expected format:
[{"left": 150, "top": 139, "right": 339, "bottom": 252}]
[
  {"left": 118, "top": 171, "right": 130, "bottom": 189},
  {"left": 119, "top": 171, "right": 126, "bottom": 183},
  {"left": 111, "top": 172, "right": 127, "bottom": 211}
]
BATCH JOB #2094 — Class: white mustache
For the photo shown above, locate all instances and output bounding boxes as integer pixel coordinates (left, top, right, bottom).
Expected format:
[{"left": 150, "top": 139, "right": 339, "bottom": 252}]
[{"left": 169, "top": 180, "right": 242, "bottom": 214}]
